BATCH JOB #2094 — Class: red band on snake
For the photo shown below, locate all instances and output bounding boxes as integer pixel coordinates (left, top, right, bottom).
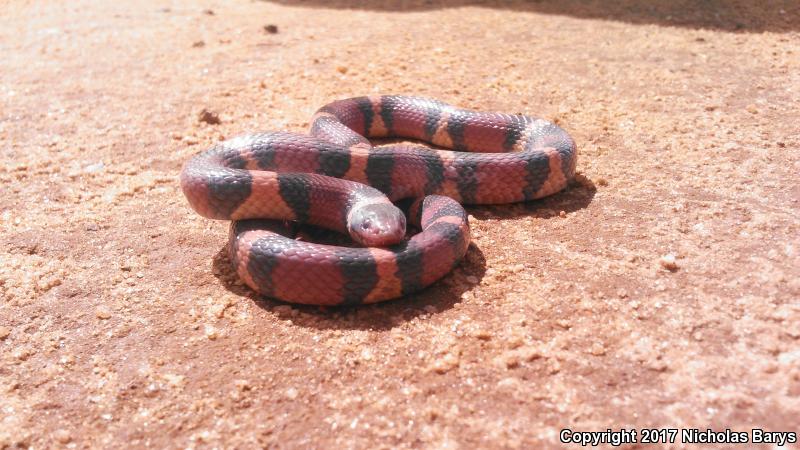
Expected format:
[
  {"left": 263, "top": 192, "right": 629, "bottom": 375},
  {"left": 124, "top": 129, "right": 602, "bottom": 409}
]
[{"left": 180, "top": 95, "right": 577, "bottom": 305}]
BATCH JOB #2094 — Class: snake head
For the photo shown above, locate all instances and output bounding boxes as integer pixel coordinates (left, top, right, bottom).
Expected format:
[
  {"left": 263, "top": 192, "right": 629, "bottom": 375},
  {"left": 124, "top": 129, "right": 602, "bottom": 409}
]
[{"left": 348, "top": 203, "right": 406, "bottom": 247}]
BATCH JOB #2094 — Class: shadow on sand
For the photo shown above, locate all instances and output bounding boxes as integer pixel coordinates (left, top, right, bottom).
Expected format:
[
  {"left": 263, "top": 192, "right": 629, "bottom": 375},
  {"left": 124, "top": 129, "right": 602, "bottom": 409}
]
[{"left": 258, "top": 0, "right": 799, "bottom": 33}]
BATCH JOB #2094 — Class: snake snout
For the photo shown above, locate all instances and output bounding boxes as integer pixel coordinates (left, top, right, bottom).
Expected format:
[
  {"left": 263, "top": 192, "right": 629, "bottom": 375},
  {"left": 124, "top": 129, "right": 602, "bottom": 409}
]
[{"left": 348, "top": 203, "right": 406, "bottom": 247}]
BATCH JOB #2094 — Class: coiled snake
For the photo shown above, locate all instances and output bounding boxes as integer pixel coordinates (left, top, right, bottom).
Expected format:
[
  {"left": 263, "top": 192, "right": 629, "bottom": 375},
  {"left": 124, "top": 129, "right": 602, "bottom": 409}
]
[{"left": 180, "top": 96, "right": 577, "bottom": 305}]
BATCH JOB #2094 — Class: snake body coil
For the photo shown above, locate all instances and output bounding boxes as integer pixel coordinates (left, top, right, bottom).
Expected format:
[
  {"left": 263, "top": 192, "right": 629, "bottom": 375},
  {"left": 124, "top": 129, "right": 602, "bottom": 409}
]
[{"left": 181, "top": 96, "right": 577, "bottom": 305}]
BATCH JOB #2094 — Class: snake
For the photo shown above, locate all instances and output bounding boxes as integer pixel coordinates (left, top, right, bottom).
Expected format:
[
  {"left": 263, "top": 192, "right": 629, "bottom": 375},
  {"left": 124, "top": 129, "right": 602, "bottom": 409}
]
[{"left": 180, "top": 95, "right": 577, "bottom": 305}]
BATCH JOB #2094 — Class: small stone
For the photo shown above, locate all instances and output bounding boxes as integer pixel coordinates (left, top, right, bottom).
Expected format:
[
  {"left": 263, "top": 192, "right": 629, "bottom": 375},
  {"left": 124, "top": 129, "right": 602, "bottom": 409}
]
[
  {"left": 96, "top": 306, "right": 112, "bottom": 320},
  {"left": 590, "top": 343, "right": 606, "bottom": 356},
  {"left": 53, "top": 429, "right": 71, "bottom": 444},
  {"left": 0, "top": 326, "right": 10, "bottom": 340},
  {"left": 559, "top": 210, "right": 566, "bottom": 218},
  {"left": 497, "top": 377, "right": 520, "bottom": 389},
  {"left": 596, "top": 177, "right": 608, "bottom": 186},
  {"left": 203, "top": 9, "right": 214, "bottom": 15},
  {"left": 204, "top": 324, "right": 218, "bottom": 340},
  {"left": 198, "top": 109, "right": 221, "bottom": 125},
  {"left": 746, "top": 104, "right": 759, "bottom": 114},
  {"left": 472, "top": 329, "right": 492, "bottom": 341},
  {"left": 13, "top": 346, "right": 33, "bottom": 361},
  {"left": 84, "top": 162, "right": 105, "bottom": 173},
  {"left": 496, "top": 352, "right": 520, "bottom": 369},
  {"left": 192, "top": 40, "right": 205, "bottom": 48},
  {"left": 36, "top": 276, "right": 62, "bottom": 293},
  {"left": 263, "top": 24, "right": 278, "bottom": 34},
  {"left": 182, "top": 135, "right": 199, "bottom": 145},
  {"left": 465, "top": 275, "right": 479, "bottom": 284},
  {"left": 210, "top": 303, "right": 225, "bottom": 319},
  {"left": 163, "top": 373, "right": 185, "bottom": 388},
  {"left": 429, "top": 353, "right": 460, "bottom": 374},
  {"left": 285, "top": 387, "right": 298, "bottom": 399},
  {"left": 647, "top": 358, "right": 669, "bottom": 372},
  {"left": 336, "top": 65, "right": 348, "bottom": 74},
  {"left": 660, "top": 254, "right": 679, "bottom": 271}
]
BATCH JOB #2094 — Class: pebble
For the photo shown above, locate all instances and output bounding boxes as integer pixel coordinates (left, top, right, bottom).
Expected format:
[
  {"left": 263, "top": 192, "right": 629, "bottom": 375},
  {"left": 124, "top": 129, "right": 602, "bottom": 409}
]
[
  {"left": 472, "top": 329, "right": 492, "bottom": 341},
  {"left": 429, "top": 353, "right": 459, "bottom": 374},
  {"left": 234, "top": 379, "right": 252, "bottom": 391},
  {"left": 497, "top": 377, "right": 520, "bottom": 389},
  {"left": 0, "top": 326, "right": 10, "bottom": 340},
  {"left": 360, "top": 348, "right": 374, "bottom": 361},
  {"left": 182, "top": 135, "right": 199, "bottom": 145},
  {"left": 198, "top": 108, "right": 221, "bottom": 125},
  {"left": 264, "top": 24, "right": 278, "bottom": 34},
  {"left": 36, "top": 275, "right": 62, "bottom": 293},
  {"left": 210, "top": 303, "right": 226, "bottom": 319},
  {"left": 465, "top": 275, "right": 479, "bottom": 284},
  {"left": 95, "top": 305, "right": 112, "bottom": 319},
  {"left": 13, "top": 346, "right": 34, "bottom": 361},
  {"left": 163, "top": 373, "right": 185, "bottom": 387},
  {"left": 192, "top": 40, "right": 205, "bottom": 48},
  {"left": 204, "top": 324, "right": 219, "bottom": 340},
  {"left": 336, "top": 65, "right": 348, "bottom": 74},
  {"left": 53, "top": 429, "right": 72, "bottom": 444},
  {"left": 285, "top": 387, "right": 298, "bottom": 399},
  {"left": 84, "top": 162, "right": 105, "bottom": 173},
  {"left": 590, "top": 343, "right": 606, "bottom": 356},
  {"left": 660, "top": 254, "right": 679, "bottom": 271}
]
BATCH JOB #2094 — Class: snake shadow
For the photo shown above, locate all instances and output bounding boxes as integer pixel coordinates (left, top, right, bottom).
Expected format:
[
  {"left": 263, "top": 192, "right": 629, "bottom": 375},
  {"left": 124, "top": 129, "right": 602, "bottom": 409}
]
[
  {"left": 211, "top": 174, "right": 595, "bottom": 331},
  {"left": 468, "top": 173, "right": 596, "bottom": 221},
  {"left": 212, "top": 242, "right": 487, "bottom": 330}
]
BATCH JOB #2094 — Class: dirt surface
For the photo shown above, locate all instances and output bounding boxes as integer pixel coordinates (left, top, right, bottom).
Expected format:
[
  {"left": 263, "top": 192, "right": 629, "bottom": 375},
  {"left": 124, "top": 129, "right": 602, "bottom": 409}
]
[{"left": 2, "top": 1, "right": 799, "bottom": 448}]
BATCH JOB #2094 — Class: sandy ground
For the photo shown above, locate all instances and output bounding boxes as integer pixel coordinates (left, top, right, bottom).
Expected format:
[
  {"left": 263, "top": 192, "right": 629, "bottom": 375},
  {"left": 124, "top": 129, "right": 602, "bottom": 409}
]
[{"left": 2, "top": 1, "right": 799, "bottom": 448}]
